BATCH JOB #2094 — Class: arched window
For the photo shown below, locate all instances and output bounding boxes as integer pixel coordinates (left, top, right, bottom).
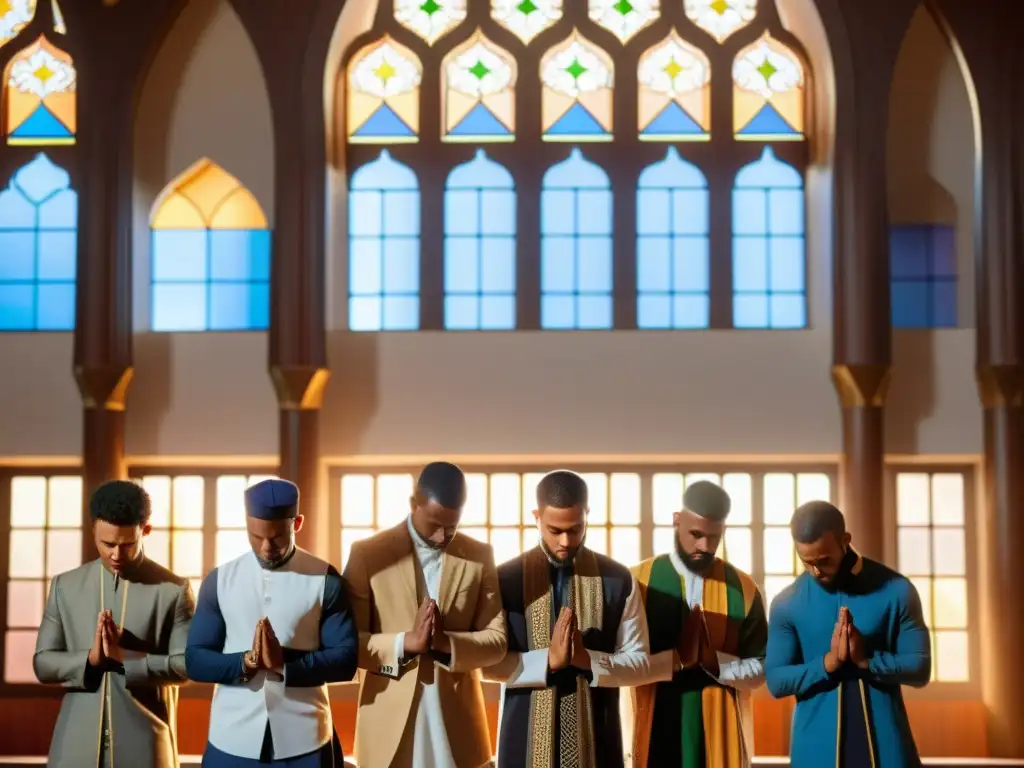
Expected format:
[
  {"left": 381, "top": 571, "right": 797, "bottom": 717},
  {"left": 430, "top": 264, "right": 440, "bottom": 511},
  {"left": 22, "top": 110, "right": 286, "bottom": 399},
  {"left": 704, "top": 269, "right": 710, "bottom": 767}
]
[
  {"left": 149, "top": 159, "right": 271, "bottom": 332},
  {"left": 3, "top": 36, "right": 76, "bottom": 146},
  {"left": 339, "top": 0, "right": 810, "bottom": 330},
  {"left": 0, "top": 153, "right": 76, "bottom": 330}
]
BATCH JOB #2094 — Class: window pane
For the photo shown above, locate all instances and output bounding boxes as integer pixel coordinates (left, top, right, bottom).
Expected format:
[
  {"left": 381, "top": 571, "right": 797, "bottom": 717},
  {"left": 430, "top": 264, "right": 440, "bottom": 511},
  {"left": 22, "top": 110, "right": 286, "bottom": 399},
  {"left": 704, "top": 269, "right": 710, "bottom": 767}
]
[
  {"left": 216, "top": 475, "right": 248, "bottom": 528},
  {"left": 3, "top": 629, "right": 38, "bottom": 683},
  {"left": 47, "top": 476, "right": 82, "bottom": 527},
  {"left": 582, "top": 474, "right": 608, "bottom": 525},
  {"left": 521, "top": 473, "right": 546, "bottom": 524},
  {"left": 933, "top": 578, "right": 968, "bottom": 629},
  {"left": 763, "top": 527, "right": 795, "bottom": 575},
  {"left": 932, "top": 528, "right": 966, "bottom": 576},
  {"left": 216, "top": 530, "right": 250, "bottom": 567},
  {"left": 172, "top": 531, "right": 204, "bottom": 577},
  {"left": 723, "top": 527, "right": 753, "bottom": 575},
  {"left": 763, "top": 576, "right": 794, "bottom": 615},
  {"left": 931, "top": 473, "right": 965, "bottom": 525},
  {"left": 897, "top": 528, "right": 931, "bottom": 576},
  {"left": 141, "top": 476, "right": 172, "bottom": 528},
  {"left": 10, "top": 476, "right": 46, "bottom": 528},
  {"left": 652, "top": 473, "right": 683, "bottom": 525},
  {"left": 611, "top": 527, "right": 641, "bottom": 566},
  {"left": 935, "top": 630, "right": 969, "bottom": 682},
  {"left": 796, "top": 473, "right": 830, "bottom": 506},
  {"left": 910, "top": 577, "right": 932, "bottom": 627},
  {"left": 653, "top": 526, "right": 675, "bottom": 556},
  {"left": 146, "top": 530, "right": 170, "bottom": 568},
  {"left": 491, "top": 528, "right": 522, "bottom": 565},
  {"left": 587, "top": 526, "right": 608, "bottom": 556},
  {"left": 172, "top": 476, "right": 205, "bottom": 528},
  {"left": 684, "top": 473, "right": 720, "bottom": 489},
  {"left": 896, "top": 473, "right": 930, "bottom": 525},
  {"left": 377, "top": 474, "right": 414, "bottom": 528},
  {"left": 9, "top": 530, "right": 44, "bottom": 578},
  {"left": 763, "top": 473, "right": 795, "bottom": 524},
  {"left": 46, "top": 530, "right": 81, "bottom": 576},
  {"left": 610, "top": 474, "right": 640, "bottom": 524},
  {"left": 341, "top": 475, "right": 374, "bottom": 527},
  {"left": 490, "top": 474, "right": 521, "bottom": 526},
  {"left": 7, "top": 580, "right": 44, "bottom": 628},
  {"left": 460, "top": 527, "right": 488, "bottom": 544},
  {"left": 342, "top": 528, "right": 375, "bottom": 567},
  {"left": 722, "top": 474, "right": 752, "bottom": 525},
  {"left": 462, "top": 474, "right": 488, "bottom": 526}
]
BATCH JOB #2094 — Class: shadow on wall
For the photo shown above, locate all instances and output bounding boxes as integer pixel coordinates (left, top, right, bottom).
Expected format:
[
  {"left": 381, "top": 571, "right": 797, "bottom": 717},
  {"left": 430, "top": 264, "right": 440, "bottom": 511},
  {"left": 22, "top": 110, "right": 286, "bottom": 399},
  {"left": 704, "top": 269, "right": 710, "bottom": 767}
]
[{"left": 321, "top": 331, "right": 381, "bottom": 457}]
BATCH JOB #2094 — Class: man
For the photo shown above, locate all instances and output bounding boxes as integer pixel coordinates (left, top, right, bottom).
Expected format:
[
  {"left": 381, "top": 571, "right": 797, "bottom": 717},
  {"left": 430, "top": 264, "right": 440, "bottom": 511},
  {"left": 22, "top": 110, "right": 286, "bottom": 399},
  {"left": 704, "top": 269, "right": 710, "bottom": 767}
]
[
  {"left": 185, "top": 478, "right": 358, "bottom": 767},
  {"left": 625, "top": 481, "right": 768, "bottom": 767},
  {"left": 33, "top": 479, "right": 194, "bottom": 768},
  {"left": 765, "top": 500, "right": 931, "bottom": 767},
  {"left": 343, "top": 461, "right": 507, "bottom": 768},
  {"left": 486, "top": 470, "right": 651, "bottom": 768}
]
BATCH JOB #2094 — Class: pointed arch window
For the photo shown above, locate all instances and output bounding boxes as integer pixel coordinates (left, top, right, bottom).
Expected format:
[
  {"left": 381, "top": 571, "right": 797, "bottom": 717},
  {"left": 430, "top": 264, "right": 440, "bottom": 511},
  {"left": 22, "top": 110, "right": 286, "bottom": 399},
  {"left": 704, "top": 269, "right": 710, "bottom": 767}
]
[
  {"left": 149, "top": 160, "right": 271, "bottom": 332},
  {"left": 338, "top": 0, "right": 813, "bottom": 330},
  {"left": 3, "top": 36, "right": 76, "bottom": 146}
]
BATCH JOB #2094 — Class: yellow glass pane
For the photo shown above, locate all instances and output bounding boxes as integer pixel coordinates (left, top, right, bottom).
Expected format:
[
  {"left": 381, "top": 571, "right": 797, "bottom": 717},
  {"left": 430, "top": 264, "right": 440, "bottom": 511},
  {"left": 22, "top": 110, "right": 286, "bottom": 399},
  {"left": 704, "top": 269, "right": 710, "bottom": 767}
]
[
  {"left": 909, "top": 577, "right": 932, "bottom": 627},
  {"left": 521, "top": 473, "right": 545, "bottom": 524},
  {"left": 932, "top": 528, "right": 966, "bottom": 576},
  {"left": 490, "top": 528, "right": 522, "bottom": 565},
  {"left": 7, "top": 580, "right": 45, "bottom": 629},
  {"left": 216, "top": 530, "right": 250, "bottom": 566},
  {"left": 208, "top": 187, "right": 268, "bottom": 230},
  {"left": 653, "top": 525, "right": 675, "bottom": 556},
  {"left": 441, "top": 32, "right": 517, "bottom": 143},
  {"left": 462, "top": 474, "right": 488, "bottom": 526},
  {"left": 146, "top": 530, "right": 170, "bottom": 568},
  {"left": 610, "top": 526, "right": 641, "bottom": 566},
  {"left": 637, "top": 32, "right": 711, "bottom": 142},
  {"left": 610, "top": 474, "right": 640, "bottom": 524},
  {"left": 796, "top": 473, "right": 830, "bottom": 506},
  {"left": 151, "top": 159, "right": 267, "bottom": 230},
  {"left": 341, "top": 475, "right": 374, "bottom": 527},
  {"left": 732, "top": 33, "right": 804, "bottom": 142},
  {"left": 489, "top": 474, "right": 521, "bottom": 526},
  {"left": 686, "top": 0, "right": 756, "bottom": 44},
  {"left": 347, "top": 36, "right": 422, "bottom": 144},
  {"left": 47, "top": 476, "right": 82, "bottom": 527},
  {"left": 933, "top": 578, "right": 968, "bottom": 629},
  {"left": 763, "top": 576, "right": 795, "bottom": 615},
  {"left": 587, "top": 526, "right": 608, "bottom": 556},
  {"left": 172, "top": 476, "right": 204, "bottom": 528},
  {"left": 171, "top": 531, "right": 204, "bottom": 577},
  {"left": 9, "top": 530, "right": 44, "bottom": 578},
  {"left": 0, "top": 1, "right": 37, "bottom": 49},
  {"left": 377, "top": 474, "right": 413, "bottom": 528},
  {"left": 3, "top": 630, "right": 38, "bottom": 683},
  {"left": 763, "top": 527, "right": 795, "bottom": 575},
  {"left": 652, "top": 473, "right": 683, "bottom": 525},
  {"left": 897, "top": 528, "right": 931, "bottom": 576},
  {"left": 763, "top": 473, "right": 795, "bottom": 524},
  {"left": 934, "top": 630, "right": 969, "bottom": 682},
  {"left": 722, "top": 474, "right": 752, "bottom": 525},
  {"left": 540, "top": 32, "right": 614, "bottom": 142},
  {"left": 10, "top": 476, "right": 46, "bottom": 528},
  {"left": 931, "top": 474, "right": 965, "bottom": 525},
  {"left": 723, "top": 527, "right": 753, "bottom": 575},
  {"left": 140, "top": 476, "right": 172, "bottom": 528},
  {"left": 5, "top": 37, "right": 77, "bottom": 147},
  {"left": 149, "top": 192, "right": 205, "bottom": 229},
  {"left": 896, "top": 473, "right": 931, "bottom": 525},
  {"left": 341, "top": 528, "right": 376, "bottom": 567},
  {"left": 460, "top": 527, "right": 488, "bottom": 544},
  {"left": 46, "top": 529, "right": 80, "bottom": 577},
  {"left": 581, "top": 473, "right": 608, "bottom": 525}
]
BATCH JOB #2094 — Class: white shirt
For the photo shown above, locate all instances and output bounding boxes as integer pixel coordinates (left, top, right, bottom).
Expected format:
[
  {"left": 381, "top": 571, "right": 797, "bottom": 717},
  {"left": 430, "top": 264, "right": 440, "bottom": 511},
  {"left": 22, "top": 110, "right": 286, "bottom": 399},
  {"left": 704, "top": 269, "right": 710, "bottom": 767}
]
[{"left": 392, "top": 517, "right": 457, "bottom": 768}]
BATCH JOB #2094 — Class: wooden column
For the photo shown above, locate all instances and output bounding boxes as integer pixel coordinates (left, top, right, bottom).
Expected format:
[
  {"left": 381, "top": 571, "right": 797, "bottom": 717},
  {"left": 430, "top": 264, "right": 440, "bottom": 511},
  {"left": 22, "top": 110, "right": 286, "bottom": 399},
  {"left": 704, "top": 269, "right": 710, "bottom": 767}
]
[
  {"left": 936, "top": 0, "right": 1024, "bottom": 755},
  {"left": 229, "top": 0, "right": 340, "bottom": 558},
  {"left": 825, "top": 0, "right": 916, "bottom": 562}
]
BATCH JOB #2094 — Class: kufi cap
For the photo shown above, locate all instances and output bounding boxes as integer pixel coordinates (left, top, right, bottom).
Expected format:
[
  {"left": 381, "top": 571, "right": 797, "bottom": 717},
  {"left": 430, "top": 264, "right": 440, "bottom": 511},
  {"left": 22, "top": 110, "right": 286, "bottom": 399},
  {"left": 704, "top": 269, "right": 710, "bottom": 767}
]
[{"left": 245, "top": 479, "right": 299, "bottom": 520}]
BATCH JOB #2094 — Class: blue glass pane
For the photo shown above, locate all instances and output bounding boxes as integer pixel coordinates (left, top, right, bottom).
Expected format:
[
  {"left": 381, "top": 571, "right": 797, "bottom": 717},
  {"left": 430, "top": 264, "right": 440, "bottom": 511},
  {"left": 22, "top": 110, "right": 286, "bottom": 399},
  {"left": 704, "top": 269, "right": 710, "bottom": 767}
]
[
  {"left": 36, "top": 283, "right": 75, "bottom": 330},
  {"left": 638, "top": 295, "right": 671, "bottom": 328},
  {"left": 0, "top": 285, "right": 34, "bottom": 329},
  {"left": 350, "top": 240, "right": 383, "bottom": 295},
  {"left": 541, "top": 241, "right": 576, "bottom": 293},
  {"left": 479, "top": 296, "right": 515, "bottom": 330},
  {"left": 932, "top": 281, "right": 957, "bottom": 327},
  {"left": 545, "top": 103, "right": 608, "bottom": 140},
  {"left": 929, "top": 226, "right": 956, "bottom": 277},
  {"left": 891, "top": 281, "right": 929, "bottom": 328},
  {"left": 37, "top": 231, "right": 76, "bottom": 280},
  {"left": 209, "top": 230, "right": 271, "bottom": 281},
  {"left": 13, "top": 154, "right": 71, "bottom": 205},
  {"left": 450, "top": 103, "right": 512, "bottom": 139},
  {"left": 733, "top": 238, "right": 768, "bottom": 292},
  {"left": 0, "top": 188, "right": 35, "bottom": 227},
  {"left": 38, "top": 189, "right": 77, "bottom": 229},
  {"left": 542, "top": 190, "right": 576, "bottom": 236},
  {"left": 734, "top": 147, "right": 802, "bottom": 189},
  {"left": 673, "top": 239, "right": 709, "bottom": 292},
  {"left": 637, "top": 238, "right": 671, "bottom": 292},
  {"left": 445, "top": 296, "right": 479, "bottom": 329},
  {"left": 768, "top": 189, "right": 804, "bottom": 235},
  {"left": 382, "top": 296, "right": 419, "bottom": 330},
  {"left": 152, "top": 230, "right": 208, "bottom": 281},
  {"left": 383, "top": 238, "right": 419, "bottom": 293},
  {"left": 770, "top": 294, "right": 806, "bottom": 328},
  {"left": 447, "top": 149, "right": 515, "bottom": 190},
  {"left": 578, "top": 239, "right": 613, "bottom": 292},
  {"left": 350, "top": 150, "right": 419, "bottom": 191},
  {"left": 480, "top": 239, "right": 515, "bottom": 293},
  {"left": 733, "top": 294, "right": 769, "bottom": 328},
  {"left": 0, "top": 232, "right": 35, "bottom": 279},
  {"left": 383, "top": 193, "right": 419, "bottom": 236},
  {"left": 480, "top": 190, "right": 516, "bottom": 236},
  {"left": 350, "top": 190, "right": 383, "bottom": 237},
  {"left": 577, "top": 296, "right": 612, "bottom": 329},
  {"left": 353, "top": 104, "right": 415, "bottom": 140},
  {"left": 445, "top": 190, "right": 480, "bottom": 236},
  {"left": 445, "top": 239, "right": 480, "bottom": 293},
  {"left": 637, "top": 190, "right": 670, "bottom": 236},
  {"left": 673, "top": 295, "right": 710, "bottom": 329},
  {"left": 737, "top": 103, "right": 799, "bottom": 138},
  {"left": 543, "top": 148, "right": 609, "bottom": 190},
  {"left": 209, "top": 283, "right": 268, "bottom": 330},
  {"left": 672, "top": 189, "right": 708, "bottom": 236},
  {"left": 576, "top": 190, "right": 612, "bottom": 235},
  {"left": 732, "top": 189, "right": 767, "bottom": 235},
  {"left": 637, "top": 148, "right": 706, "bottom": 189},
  {"left": 769, "top": 238, "right": 805, "bottom": 292},
  {"left": 349, "top": 297, "right": 383, "bottom": 331},
  {"left": 152, "top": 284, "right": 207, "bottom": 331},
  {"left": 541, "top": 295, "right": 576, "bottom": 329},
  {"left": 890, "top": 226, "right": 928, "bottom": 278}
]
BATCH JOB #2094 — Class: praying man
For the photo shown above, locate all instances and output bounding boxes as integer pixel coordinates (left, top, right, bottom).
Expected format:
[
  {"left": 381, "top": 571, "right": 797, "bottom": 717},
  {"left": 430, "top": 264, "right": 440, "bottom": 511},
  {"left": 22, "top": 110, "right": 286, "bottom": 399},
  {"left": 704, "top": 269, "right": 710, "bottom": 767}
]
[{"left": 625, "top": 480, "right": 768, "bottom": 768}]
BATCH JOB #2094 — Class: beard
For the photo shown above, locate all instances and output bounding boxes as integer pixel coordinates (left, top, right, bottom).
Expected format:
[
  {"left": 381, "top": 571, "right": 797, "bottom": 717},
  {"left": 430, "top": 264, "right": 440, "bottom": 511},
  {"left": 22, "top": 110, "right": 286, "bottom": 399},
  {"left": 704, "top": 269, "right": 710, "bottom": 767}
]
[
  {"left": 540, "top": 533, "right": 586, "bottom": 567},
  {"left": 676, "top": 538, "right": 715, "bottom": 573},
  {"left": 256, "top": 543, "right": 296, "bottom": 570}
]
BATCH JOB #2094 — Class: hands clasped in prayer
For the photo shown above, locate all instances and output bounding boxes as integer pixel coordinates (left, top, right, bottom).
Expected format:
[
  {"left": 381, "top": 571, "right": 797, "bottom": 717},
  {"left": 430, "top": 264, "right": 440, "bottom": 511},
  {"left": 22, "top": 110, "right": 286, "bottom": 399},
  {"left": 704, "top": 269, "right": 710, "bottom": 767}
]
[
  {"left": 547, "top": 606, "right": 591, "bottom": 672},
  {"left": 824, "top": 605, "right": 867, "bottom": 673},
  {"left": 405, "top": 597, "right": 452, "bottom": 656},
  {"left": 242, "top": 616, "right": 285, "bottom": 674},
  {"left": 678, "top": 605, "right": 721, "bottom": 677},
  {"left": 89, "top": 609, "right": 125, "bottom": 666}
]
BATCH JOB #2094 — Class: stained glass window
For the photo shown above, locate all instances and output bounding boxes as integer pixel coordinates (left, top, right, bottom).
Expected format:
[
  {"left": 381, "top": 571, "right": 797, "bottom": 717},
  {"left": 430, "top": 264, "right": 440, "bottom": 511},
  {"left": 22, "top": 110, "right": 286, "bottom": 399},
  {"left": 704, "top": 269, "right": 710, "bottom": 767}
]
[
  {"left": 636, "top": 148, "right": 709, "bottom": 329},
  {"left": 51, "top": 0, "right": 64, "bottom": 35},
  {"left": 685, "top": 0, "right": 757, "bottom": 43},
  {"left": 4, "top": 36, "right": 75, "bottom": 146},
  {"left": 890, "top": 225, "right": 957, "bottom": 329},
  {"left": 0, "top": 153, "right": 76, "bottom": 331},
  {"left": 541, "top": 33, "right": 613, "bottom": 143},
  {"left": 347, "top": 38, "right": 421, "bottom": 144},
  {"left": 638, "top": 34, "right": 710, "bottom": 142},
  {"left": 149, "top": 159, "right": 270, "bottom": 332},
  {"left": 490, "top": 0, "right": 563, "bottom": 45},
  {"left": 540, "top": 149, "right": 612, "bottom": 329},
  {"left": 0, "top": 0, "right": 35, "bottom": 49},
  {"left": 442, "top": 33, "right": 516, "bottom": 143},
  {"left": 733, "top": 33, "right": 804, "bottom": 141},
  {"left": 732, "top": 147, "right": 805, "bottom": 329},
  {"left": 589, "top": 0, "right": 660, "bottom": 44},
  {"left": 444, "top": 150, "right": 516, "bottom": 330},
  {"left": 395, "top": 0, "right": 466, "bottom": 45},
  {"left": 348, "top": 150, "right": 420, "bottom": 331}
]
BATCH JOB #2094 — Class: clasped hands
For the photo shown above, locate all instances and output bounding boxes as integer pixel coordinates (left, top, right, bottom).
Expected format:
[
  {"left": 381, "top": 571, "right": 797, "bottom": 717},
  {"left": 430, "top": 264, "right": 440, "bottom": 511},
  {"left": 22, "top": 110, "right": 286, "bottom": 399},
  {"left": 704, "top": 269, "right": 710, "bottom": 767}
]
[
  {"left": 404, "top": 597, "right": 452, "bottom": 657},
  {"left": 88, "top": 609, "right": 125, "bottom": 667},
  {"left": 824, "top": 606, "right": 868, "bottom": 673},
  {"left": 677, "top": 605, "right": 720, "bottom": 677},
  {"left": 547, "top": 606, "right": 591, "bottom": 673},
  {"left": 242, "top": 616, "right": 286, "bottom": 674}
]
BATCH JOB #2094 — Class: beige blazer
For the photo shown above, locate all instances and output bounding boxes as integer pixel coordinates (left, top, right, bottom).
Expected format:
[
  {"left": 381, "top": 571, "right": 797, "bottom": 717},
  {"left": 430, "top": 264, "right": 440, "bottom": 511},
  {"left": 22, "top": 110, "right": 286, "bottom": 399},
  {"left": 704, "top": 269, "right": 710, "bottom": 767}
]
[
  {"left": 33, "top": 558, "right": 194, "bottom": 768},
  {"left": 343, "top": 523, "right": 507, "bottom": 768}
]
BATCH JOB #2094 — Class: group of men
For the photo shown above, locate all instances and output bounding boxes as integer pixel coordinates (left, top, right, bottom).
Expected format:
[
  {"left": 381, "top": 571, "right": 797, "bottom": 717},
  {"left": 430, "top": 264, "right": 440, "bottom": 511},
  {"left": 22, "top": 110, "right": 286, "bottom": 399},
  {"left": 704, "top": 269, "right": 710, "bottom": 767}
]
[{"left": 31, "top": 463, "right": 931, "bottom": 768}]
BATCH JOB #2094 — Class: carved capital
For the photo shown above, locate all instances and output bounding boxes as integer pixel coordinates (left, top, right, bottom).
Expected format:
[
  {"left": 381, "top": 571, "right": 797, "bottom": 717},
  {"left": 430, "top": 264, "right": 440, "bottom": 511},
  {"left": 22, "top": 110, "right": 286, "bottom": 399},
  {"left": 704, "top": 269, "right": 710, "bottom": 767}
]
[
  {"left": 270, "top": 365, "right": 330, "bottom": 410},
  {"left": 976, "top": 364, "right": 1024, "bottom": 408},
  {"left": 831, "top": 364, "right": 892, "bottom": 408},
  {"left": 74, "top": 365, "right": 133, "bottom": 411}
]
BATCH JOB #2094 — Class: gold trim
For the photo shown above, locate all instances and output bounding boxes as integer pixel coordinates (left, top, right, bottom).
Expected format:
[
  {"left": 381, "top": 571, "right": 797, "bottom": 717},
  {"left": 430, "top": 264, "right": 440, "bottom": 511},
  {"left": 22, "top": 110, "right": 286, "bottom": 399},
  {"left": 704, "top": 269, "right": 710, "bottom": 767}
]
[
  {"left": 857, "top": 680, "right": 877, "bottom": 768},
  {"left": 835, "top": 681, "right": 842, "bottom": 768},
  {"left": 322, "top": 453, "right": 843, "bottom": 467},
  {"left": 98, "top": 567, "right": 130, "bottom": 768}
]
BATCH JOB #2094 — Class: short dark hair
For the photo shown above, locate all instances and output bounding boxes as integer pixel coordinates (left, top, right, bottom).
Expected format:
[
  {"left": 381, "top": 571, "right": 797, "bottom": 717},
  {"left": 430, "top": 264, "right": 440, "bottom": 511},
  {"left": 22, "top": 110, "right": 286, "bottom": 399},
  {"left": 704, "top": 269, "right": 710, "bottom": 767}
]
[
  {"left": 683, "top": 481, "right": 731, "bottom": 521},
  {"left": 536, "top": 470, "right": 588, "bottom": 509},
  {"left": 790, "top": 500, "right": 846, "bottom": 544},
  {"left": 416, "top": 461, "right": 467, "bottom": 509},
  {"left": 89, "top": 480, "right": 152, "bottom": 527}
]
